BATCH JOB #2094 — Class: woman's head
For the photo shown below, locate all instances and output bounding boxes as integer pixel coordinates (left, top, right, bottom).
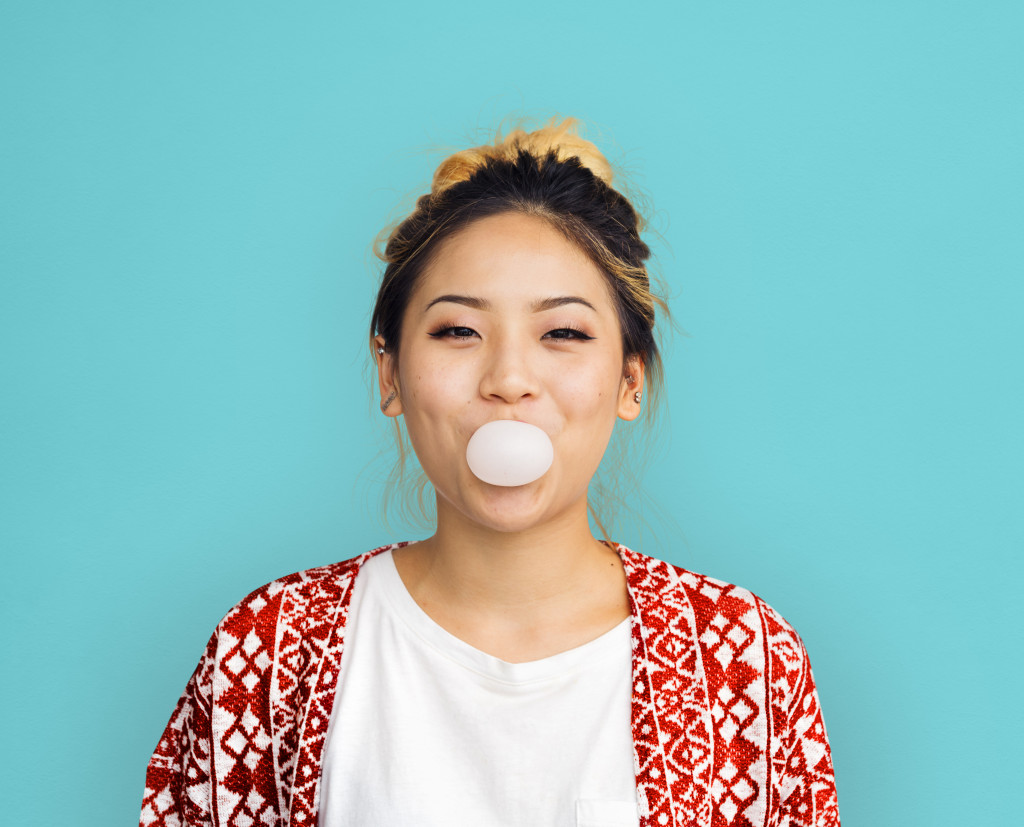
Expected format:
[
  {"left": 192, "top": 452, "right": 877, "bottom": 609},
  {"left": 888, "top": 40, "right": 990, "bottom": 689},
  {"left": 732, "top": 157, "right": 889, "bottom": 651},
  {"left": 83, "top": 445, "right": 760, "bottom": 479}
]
[{"left": 367, "top": 117, "right": 669, "bottom": 538}]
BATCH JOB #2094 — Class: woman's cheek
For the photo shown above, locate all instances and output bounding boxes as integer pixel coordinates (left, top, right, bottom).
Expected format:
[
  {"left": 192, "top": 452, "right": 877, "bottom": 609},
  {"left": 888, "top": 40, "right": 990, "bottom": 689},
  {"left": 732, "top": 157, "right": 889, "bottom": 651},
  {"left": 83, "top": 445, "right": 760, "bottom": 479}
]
[{"left": 562, "top": 375, "right": 612, "bottom": 414}]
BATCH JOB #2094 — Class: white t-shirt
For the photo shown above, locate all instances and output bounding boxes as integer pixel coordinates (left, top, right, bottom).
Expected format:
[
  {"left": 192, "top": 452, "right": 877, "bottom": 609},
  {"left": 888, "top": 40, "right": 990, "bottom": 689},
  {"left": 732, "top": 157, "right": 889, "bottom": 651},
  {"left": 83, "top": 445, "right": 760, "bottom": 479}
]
[{"left": 318, "top": 549, "right": 638, "bottom": 827}]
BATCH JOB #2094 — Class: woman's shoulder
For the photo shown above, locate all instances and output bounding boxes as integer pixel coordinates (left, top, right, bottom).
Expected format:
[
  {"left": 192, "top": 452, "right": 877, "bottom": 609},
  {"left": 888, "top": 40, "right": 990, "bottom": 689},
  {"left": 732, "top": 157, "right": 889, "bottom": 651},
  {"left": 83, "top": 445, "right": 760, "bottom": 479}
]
[
  {"left": 615, "top": 542, "right": 807, "bottom": 653},
  {"left": 210, "top": 541, "right": 406, "bottom": 638}
]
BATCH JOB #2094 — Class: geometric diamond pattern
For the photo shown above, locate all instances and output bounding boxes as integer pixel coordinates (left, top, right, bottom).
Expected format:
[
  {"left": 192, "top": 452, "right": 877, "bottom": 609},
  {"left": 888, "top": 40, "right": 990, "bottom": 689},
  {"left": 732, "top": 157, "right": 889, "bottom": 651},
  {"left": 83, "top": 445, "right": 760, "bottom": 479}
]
[{"left": 141, "top": 542, "right": 839, "bottom": 826}]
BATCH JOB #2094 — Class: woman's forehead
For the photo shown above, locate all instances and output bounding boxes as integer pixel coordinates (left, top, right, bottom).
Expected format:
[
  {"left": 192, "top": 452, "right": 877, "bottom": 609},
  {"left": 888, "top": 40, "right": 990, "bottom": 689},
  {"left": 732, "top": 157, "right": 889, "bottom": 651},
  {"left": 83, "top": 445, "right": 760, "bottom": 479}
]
[{"left": 413, "top": 213, "right": 614, "bottom": 311}]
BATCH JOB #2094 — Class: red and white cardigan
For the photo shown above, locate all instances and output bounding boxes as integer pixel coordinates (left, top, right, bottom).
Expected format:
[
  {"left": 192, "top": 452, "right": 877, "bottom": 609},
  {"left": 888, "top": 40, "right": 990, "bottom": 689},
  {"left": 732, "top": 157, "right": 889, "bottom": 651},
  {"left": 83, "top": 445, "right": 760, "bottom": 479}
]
[{"left": 141, "top": 542, "right": 839, "bottom": 827}]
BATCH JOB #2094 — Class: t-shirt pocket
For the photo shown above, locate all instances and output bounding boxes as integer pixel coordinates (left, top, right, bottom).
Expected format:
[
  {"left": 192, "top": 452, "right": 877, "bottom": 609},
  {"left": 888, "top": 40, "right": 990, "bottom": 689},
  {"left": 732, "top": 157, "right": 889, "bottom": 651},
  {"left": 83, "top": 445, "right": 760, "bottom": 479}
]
[{"left": 575, "top": 799, "right": 640, "bottom": 827}]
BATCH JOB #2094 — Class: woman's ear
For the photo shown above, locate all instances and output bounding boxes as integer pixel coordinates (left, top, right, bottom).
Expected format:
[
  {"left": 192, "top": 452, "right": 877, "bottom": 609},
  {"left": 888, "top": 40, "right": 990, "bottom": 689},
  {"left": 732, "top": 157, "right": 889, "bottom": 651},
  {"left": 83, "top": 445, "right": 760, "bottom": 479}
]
[
  {"left": 374, "top": 336, "right": 403, "bottom": 417},
  {"left": 617, "top": 355, "right": 645, "bottom": 421}
]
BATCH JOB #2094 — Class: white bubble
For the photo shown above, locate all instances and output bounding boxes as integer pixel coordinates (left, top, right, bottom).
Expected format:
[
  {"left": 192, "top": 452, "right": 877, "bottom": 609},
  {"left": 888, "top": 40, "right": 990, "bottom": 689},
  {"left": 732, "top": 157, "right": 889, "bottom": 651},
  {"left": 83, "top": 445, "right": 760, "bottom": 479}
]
[{"left": 465, "top": 420, "right": 554, "bottom": 487}]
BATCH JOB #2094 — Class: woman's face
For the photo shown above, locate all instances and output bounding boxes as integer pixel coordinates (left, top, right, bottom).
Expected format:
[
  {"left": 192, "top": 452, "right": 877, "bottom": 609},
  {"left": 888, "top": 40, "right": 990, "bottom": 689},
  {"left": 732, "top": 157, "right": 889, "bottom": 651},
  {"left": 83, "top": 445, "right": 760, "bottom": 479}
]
[{"left": 376, "top": 211, "right": 644, "bottom": 534}]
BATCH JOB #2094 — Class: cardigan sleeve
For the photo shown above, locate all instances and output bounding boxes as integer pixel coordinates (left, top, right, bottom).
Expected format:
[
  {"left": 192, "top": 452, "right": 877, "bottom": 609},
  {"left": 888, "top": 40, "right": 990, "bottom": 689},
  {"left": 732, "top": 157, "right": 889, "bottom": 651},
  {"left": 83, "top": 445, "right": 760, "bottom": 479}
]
[
  {"left": 139, "top": 629, "right": 218, "bottom": 827},
  {"left": 773, "top": 631, "right": 840, "bottom": 827}
]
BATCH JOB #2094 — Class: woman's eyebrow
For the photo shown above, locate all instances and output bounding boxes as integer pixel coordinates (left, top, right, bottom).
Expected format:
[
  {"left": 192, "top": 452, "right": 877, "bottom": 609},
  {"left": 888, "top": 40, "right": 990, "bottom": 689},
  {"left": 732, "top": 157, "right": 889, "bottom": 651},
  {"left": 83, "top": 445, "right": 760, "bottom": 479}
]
[
  {"left": 532, "top": 295, "right": 598, "bottom": 313},
  {"left": 424, "top": 294, "right": 598, "bottom": 313},
  {"left": 425, "top": 294, "right": 490, "bottom": 311}
]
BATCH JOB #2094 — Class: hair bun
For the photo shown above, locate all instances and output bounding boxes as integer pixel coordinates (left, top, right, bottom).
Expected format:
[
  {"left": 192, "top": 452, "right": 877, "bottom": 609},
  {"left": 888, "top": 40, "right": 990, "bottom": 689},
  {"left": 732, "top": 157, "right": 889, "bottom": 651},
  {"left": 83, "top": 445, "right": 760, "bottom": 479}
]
[{"left": 431, "top": 117, "right": 614, "bottom": 196}]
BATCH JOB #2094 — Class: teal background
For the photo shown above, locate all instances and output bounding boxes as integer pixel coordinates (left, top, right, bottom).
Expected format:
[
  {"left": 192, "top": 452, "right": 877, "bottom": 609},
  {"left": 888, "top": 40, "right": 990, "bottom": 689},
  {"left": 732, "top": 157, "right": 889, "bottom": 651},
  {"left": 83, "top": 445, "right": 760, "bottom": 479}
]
[{"left": 2, "top": 1, "right": 1021, "bottom": 824}]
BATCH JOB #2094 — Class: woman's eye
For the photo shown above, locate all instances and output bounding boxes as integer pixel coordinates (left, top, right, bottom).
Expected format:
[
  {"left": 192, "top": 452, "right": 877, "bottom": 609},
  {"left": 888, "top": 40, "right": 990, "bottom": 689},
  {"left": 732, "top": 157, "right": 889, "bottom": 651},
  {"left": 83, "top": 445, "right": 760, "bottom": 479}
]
[
  {"left": 429, "top": 326, "right": 477, "bottom": 340},
  {"left": 544, "top": 327, "right": 594, "bottom": 341}
]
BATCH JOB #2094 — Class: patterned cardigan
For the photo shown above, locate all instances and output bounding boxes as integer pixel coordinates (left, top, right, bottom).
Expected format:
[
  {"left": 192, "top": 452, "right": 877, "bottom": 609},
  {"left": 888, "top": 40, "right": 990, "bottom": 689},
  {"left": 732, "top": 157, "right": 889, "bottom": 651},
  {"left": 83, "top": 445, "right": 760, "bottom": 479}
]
[{"left": 141, "top": 542, "right": 839, "bottom": 827}]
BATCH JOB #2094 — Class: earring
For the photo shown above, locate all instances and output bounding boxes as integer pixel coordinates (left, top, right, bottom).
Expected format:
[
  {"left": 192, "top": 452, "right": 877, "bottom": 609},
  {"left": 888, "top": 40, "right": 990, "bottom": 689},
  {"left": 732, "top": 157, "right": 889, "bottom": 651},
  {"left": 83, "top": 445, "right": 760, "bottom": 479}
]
[
  {"left": 381, "top": 390, "right": 397, "bottom": 412},
  {"left": 377, "top": 347, "right": 385, "bottom": 356},
  {"left": 625, "top": 375, "right": 640, "bottom": 403}
]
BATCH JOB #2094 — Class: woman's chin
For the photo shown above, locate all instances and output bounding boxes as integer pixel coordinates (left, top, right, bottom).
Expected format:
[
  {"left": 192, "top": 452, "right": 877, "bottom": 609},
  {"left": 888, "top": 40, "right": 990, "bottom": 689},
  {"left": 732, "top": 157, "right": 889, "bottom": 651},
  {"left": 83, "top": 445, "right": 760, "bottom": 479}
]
[{"left": 442, "top": 475, "right": 568, "bottom": 533}]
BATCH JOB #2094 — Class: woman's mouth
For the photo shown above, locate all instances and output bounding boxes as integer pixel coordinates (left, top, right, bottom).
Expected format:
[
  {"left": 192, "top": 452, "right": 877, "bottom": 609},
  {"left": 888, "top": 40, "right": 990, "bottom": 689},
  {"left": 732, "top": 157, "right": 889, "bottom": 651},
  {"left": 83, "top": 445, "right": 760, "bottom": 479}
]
[{"left": 465, "top": 420, "right": 554, "bottom": 486}]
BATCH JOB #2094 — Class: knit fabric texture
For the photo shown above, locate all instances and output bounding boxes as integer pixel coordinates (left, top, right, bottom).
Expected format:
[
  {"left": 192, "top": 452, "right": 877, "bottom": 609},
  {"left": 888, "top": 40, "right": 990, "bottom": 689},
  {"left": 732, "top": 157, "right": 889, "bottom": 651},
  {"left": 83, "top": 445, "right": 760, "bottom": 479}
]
[{"left": 140, "top": 542, "right": 839, "bottom": 827}]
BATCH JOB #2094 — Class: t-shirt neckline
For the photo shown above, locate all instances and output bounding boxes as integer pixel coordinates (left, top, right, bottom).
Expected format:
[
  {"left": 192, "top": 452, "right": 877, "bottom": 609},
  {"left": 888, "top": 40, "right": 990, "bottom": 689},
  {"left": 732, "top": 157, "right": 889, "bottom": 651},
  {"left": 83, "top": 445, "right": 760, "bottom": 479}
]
[{"left": 370, "top": 549, "right": 631, "bottom": 686}]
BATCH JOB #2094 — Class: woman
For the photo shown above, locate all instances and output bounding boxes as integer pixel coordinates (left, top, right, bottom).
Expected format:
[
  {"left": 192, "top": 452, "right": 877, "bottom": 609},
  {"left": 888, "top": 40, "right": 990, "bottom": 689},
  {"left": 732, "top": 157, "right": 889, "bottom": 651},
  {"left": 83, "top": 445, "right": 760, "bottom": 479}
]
[{"left": 140, "top": 119, "right": 839, "bottom": 827}]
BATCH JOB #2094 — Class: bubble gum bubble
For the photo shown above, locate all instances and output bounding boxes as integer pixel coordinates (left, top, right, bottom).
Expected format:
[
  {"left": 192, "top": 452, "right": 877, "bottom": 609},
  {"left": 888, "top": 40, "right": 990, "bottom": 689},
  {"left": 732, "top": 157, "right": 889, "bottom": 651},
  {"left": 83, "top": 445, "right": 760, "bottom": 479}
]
[{"left": 465, "top": 420, "right": 554, "bottom": 487}]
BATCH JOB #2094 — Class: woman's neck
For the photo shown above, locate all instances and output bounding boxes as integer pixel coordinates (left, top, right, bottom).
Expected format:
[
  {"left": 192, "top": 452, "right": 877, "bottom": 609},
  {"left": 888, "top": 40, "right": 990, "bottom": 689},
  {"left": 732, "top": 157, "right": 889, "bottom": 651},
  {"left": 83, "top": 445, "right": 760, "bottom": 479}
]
[{"left": 391, "top": 497, "right": 630, "bottom": 662}]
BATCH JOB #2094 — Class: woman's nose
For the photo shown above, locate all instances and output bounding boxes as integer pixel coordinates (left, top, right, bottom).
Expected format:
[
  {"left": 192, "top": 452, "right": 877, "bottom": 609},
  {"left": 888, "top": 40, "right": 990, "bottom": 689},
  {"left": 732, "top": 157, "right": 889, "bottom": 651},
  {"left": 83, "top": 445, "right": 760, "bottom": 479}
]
[{"left": 478, "top": 338, "right": 541, "bottom": 404}]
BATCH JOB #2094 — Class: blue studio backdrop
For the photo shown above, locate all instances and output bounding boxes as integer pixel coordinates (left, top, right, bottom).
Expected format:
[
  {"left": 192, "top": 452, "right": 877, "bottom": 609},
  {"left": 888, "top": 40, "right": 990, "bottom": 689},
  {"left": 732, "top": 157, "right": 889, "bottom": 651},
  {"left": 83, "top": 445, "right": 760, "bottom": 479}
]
[{"left": 2, "top": 2, "right": 1021, "bottom": 824}]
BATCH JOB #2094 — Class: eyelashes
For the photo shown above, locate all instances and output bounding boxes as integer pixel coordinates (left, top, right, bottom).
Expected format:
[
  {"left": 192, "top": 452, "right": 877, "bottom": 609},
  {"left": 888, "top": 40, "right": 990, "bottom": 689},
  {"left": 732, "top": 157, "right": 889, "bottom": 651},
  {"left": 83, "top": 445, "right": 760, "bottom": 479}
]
[
  {"left": 543, "top": 326, "right": 595, "bottom": 341},
  {"left": 427, "top": 323, "right": 595, "bottom": 341},
  {"left": 427, "top": 326, "right": 476, "bottom": 340}
]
